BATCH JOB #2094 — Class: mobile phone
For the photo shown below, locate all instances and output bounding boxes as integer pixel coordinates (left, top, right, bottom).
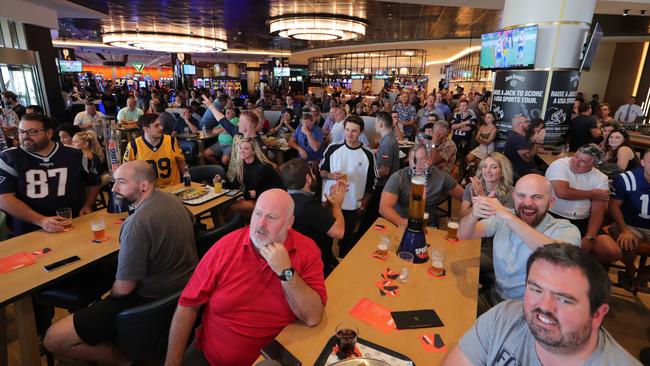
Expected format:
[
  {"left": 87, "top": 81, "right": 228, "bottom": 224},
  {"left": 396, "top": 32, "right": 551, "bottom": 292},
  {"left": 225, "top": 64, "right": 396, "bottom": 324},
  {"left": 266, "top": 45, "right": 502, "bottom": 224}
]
[
  {"left": 260, "top": 340, "right": 302, "bottom": 366},
  {"left": 391, "top": 309, "right": 444, "bottom": 330},
  {"left": 226, "top": 190, "right": 239, "bottom": 197},
  {"left": 43, "top": 256, "right": 81, "bottom": 272}
]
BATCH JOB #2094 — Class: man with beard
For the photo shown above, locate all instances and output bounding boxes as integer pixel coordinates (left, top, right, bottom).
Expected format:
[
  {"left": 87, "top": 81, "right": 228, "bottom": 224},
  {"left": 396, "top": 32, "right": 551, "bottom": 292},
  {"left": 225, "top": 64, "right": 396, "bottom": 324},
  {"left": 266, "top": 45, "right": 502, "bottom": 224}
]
[
  {"left": 44, "top": 161, "right": 198, "bottom": 365},
  {"left": 443, "top": 243, "right": 640, "bottom": 366},
  {"left": 165, "top": 189, "right": 326, "bottom": 366},
  {"left": 458, "top": 174, "right": 581, "bottom": 304},
  {"left": 0, "top": 113, "right": 101, "bottom": 235}
]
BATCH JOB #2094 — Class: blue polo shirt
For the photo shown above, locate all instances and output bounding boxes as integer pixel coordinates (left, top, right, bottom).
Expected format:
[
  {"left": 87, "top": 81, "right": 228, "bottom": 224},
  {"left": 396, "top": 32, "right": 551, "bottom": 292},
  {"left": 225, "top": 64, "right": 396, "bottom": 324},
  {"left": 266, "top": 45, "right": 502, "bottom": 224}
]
[{"left": 293, "top": 124, "right": 325, "bottom": 161}]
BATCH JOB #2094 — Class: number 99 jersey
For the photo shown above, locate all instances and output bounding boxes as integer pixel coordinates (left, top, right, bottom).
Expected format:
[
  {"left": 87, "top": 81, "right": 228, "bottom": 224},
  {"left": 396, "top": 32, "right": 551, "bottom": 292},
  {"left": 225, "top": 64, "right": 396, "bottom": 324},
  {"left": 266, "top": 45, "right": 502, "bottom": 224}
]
[
  {"left": 122, "top": 135, "right": 185, "bottom": 188},
  {"left": 0, "top": 143, "right": 101, "bottom": 234}
]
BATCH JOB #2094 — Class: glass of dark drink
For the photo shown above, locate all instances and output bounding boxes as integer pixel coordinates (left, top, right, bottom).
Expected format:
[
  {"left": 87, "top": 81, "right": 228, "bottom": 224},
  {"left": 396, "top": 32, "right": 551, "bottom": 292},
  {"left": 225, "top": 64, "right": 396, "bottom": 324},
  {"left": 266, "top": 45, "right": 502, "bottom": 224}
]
[{"left": 335, "top": 322, "right": 359, "bottom": 360}]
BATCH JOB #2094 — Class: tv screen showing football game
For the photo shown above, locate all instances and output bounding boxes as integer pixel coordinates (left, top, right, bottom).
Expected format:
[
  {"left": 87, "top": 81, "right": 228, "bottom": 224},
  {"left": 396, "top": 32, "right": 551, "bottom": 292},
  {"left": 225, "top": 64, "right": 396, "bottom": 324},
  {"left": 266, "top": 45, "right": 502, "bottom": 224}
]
[
  {"left": 480, "top": 25, "right": 538, "bottom": 70},
  {"left": 59, "top": 60, "right": 82, "bottom": 73},
  {"left": 183, "top": 64, "right": 196, "bottom": 75}
]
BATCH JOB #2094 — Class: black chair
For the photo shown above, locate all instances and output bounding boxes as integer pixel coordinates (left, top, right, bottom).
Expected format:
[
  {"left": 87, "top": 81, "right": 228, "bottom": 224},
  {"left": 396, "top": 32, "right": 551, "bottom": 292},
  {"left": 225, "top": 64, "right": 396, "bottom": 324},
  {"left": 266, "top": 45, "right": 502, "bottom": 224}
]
[
  {"left": 115, "top": 291, "right": 181, "bottom": 362},
  {"left": 34, "top": 256, "right": 117, "bottom": 311},
  {"left": 196, "top": 213, "right": 243, "bottom": 258},
  {"left": 189, "top": 165, "right": 225, "bottom": 184}
]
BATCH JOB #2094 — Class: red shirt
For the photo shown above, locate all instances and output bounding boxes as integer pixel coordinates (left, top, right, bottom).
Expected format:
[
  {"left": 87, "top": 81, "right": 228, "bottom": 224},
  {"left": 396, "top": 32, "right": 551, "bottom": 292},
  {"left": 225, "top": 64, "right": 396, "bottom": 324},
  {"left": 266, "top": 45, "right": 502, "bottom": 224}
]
[{"left": 179, "top": 227, "right": 327, "bottom": 366}]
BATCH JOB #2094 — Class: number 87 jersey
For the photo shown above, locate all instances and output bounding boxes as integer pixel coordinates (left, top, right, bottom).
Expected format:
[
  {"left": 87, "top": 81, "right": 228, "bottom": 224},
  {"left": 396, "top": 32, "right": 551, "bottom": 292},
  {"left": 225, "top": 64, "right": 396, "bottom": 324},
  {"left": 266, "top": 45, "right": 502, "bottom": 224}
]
[{"left": 0, "top": 143, "right": 101, "bottom": 234}]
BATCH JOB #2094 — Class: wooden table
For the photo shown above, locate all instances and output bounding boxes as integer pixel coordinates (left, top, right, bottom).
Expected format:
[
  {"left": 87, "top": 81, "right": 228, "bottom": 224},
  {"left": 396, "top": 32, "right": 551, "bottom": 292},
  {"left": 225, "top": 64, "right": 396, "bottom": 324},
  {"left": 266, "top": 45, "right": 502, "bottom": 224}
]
[
  {"left": 176, "top": 132, "right": 218, "bottom": 165},
  {"left": 163, "top": 182, "right": 240, "bottom": 225},
  {"left": 1, "top": 185, "right": 237, "bottom": 365},
  {"left": 257, "top": 218, "right": 480, "bottom": 365},
  {"left": 538, "top": 152, "right": 573, "bottom": 166},
  {"left": 0, "top": 209, "right": 127, "bottom": 366}
]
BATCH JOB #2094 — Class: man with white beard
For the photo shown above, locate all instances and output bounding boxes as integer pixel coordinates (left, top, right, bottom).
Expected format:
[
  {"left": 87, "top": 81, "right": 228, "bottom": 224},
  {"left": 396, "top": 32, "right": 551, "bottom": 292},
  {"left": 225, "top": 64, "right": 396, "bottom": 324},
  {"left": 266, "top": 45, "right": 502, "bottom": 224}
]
[
  {"left": 164, "top": 189, "right": 326, "bottom": 366},
  {"left": 458, "top": 174, "right": 581, "bottom": 306}
]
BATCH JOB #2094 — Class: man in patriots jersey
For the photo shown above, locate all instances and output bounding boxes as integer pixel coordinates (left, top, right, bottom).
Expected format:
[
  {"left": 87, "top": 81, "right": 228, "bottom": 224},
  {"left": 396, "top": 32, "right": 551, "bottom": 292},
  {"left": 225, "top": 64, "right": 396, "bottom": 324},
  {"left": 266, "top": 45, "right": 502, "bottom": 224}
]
[
  {"left": 595, "top": 150, "right": 650, "bottom": 290},
  {"left": 0, "top": 113, "right": 101, "bottom": 235},
  {"left": 451, "top": 99, "right": 478, "bottom": 170},
  {"left": 122, "top": 113, "right": 186, "bottom": 188}
]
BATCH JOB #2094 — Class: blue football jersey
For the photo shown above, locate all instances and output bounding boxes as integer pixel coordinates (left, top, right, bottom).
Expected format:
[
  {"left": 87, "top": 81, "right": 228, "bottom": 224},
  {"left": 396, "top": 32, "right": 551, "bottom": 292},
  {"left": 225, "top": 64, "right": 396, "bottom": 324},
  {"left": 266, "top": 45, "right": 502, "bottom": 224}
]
[
  {"left": 611, "top": 167, "right": 650, "bottom": 229},
  {"left": 0, "top": 143, "right": 101, "bottom": 234}
]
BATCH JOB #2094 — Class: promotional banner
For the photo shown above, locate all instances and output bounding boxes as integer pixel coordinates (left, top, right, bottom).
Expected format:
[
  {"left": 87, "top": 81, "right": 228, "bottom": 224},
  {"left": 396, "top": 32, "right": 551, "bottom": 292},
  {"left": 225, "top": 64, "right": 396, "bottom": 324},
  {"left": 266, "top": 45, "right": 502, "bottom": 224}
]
[
  {"left": 490, "top": 70, "right": 548, "bottom": 140},
  {"left": 544, "top": 70, "right": 580, "bottom": 146}
]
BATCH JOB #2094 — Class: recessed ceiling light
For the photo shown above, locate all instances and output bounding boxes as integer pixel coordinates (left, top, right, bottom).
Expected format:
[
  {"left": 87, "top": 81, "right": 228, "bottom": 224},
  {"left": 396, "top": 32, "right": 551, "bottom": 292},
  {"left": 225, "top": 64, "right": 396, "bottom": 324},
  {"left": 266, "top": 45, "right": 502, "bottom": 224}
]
[{"left": 623, "top": 9, "right": 630, "bottom": 16}]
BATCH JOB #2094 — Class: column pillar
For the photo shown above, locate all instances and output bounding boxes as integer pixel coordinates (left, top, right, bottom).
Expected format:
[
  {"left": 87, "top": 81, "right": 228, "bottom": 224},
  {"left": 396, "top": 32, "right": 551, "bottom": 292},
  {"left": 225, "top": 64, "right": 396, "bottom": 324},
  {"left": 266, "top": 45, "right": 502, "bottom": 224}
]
[
  {"left": 492, "top": 0, "right": 596, "bottom": 147},
  {"left": 246, "top": 63, "right": 261, "bottom": 96},
  {"left": 227, "top": 63, "right": 239, "bottom": 78}
]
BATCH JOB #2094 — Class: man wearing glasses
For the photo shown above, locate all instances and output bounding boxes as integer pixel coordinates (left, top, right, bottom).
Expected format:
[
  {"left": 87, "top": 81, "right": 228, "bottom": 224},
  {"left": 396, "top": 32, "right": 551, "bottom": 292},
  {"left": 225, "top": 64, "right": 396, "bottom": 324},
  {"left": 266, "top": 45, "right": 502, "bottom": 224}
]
[{"left": 0, "top": 113, "right": 101, "bottom": 235}]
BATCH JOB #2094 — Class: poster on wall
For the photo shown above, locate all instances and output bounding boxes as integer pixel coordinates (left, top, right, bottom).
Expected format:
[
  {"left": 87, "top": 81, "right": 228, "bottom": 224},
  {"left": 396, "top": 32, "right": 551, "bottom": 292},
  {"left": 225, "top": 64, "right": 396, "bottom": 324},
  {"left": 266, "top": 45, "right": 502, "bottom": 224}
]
[
  {"left": 490, "top": 70, "right": 548, "bottom": 140},
  {"left": 544, "top": 70, "right": 580, "bottom": 145}
]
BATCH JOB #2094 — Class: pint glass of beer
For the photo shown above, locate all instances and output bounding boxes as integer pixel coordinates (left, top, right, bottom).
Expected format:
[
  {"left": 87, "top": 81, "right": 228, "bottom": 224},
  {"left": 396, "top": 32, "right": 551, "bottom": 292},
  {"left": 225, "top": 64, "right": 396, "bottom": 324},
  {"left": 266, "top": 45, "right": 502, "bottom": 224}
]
[
  {"left": 56, "top": 208, "right": 73, "bottom": 231},
  {"left": 446, "top": 217, "right": 459, "bottom": 241},
  {"left": 430, "top": 247, "right": 446, "bottom": 276},
  {"left": 90, "top": 217, "right": 106, "bottom": 241}
]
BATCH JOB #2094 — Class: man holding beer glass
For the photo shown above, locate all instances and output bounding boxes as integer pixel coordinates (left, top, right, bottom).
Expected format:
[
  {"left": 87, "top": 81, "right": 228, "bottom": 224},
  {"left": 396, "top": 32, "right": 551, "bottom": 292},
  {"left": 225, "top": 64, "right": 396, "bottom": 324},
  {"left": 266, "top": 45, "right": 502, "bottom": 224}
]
[
  {"left": 380, "top": 143, "right": 464, "bottom": 228},
  {"left": 0, "top": 113, "right": 102, "bottom": 235},
  {"left": 45, "top": 161, "right": 198, "bottom": 365},
  {"left": 320, "top": 115, "right": 377, "bottom": 257},
  {"left": 458, "top": 174, "right": 581, "bottom": 308}
]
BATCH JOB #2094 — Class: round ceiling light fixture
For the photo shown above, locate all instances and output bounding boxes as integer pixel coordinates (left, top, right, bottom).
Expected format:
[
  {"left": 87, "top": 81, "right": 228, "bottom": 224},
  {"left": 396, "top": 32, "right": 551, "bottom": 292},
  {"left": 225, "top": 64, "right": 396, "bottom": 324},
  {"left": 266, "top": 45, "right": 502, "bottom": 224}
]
[
  {"left": 268, "top": 14, "right": 368, "bottom": 41},
  {"left": 102, "top": 31, "right": 228, "bottom": 53}
]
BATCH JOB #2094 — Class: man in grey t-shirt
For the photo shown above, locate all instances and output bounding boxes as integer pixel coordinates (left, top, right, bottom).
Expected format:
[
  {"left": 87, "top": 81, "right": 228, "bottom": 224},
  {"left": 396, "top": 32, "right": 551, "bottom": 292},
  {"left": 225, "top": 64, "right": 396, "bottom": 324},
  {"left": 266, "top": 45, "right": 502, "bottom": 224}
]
[
  {"left": 45, "top": 160, "right": 198, "bottom": 365},
  {"left": 443, "top": 244, "right": 640, "bottom": 366},
  {"left": 459, "top": 174, "right": 581, "bottom": 302},
  {"left": 380, "top": 143, "right": 463, "bottom": 228}
]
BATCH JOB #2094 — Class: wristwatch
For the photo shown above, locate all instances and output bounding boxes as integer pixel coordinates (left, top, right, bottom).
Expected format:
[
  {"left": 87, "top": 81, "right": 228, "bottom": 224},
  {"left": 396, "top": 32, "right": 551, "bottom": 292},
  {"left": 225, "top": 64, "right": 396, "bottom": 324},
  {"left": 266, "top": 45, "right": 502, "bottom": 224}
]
[
  {"left": 586, "top": 235, "right": 596, "bottom": 242},
  {"left": 278, "top": 267, "right": 295, "bottom": 281}
]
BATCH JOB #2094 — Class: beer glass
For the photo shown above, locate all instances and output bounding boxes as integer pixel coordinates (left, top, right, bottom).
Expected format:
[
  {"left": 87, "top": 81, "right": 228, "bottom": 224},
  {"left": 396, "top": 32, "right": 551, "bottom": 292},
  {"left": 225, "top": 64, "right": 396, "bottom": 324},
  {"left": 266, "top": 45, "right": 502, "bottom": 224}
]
[
  {"left": 430, "top": 247, "right": 446, "bottom": 276},
  {"left": 90, "top": 217, "right": 106, "bottom": 242},
  {"left": 56, "top": 208, "right": 73, "bottom": 231},
  {"left": 397, "top": 251, "right": 414, "bottom": 283},
  {"left": 376, "top": 236, "right": 389, "bottom": 256},
  {"left": 335, "top": 322, "right": 358, "bottom": 359},
  {"left": 446, "top": 217, "right": 459, "bottom": 240}
]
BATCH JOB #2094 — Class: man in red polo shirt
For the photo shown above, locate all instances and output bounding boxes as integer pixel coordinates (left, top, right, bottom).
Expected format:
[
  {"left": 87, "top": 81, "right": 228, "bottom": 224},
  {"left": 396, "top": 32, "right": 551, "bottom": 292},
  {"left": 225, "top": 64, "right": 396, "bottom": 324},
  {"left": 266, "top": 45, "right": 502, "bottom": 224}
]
[{"left": 164, "top": 189, "right": 326, "bottom": 366}]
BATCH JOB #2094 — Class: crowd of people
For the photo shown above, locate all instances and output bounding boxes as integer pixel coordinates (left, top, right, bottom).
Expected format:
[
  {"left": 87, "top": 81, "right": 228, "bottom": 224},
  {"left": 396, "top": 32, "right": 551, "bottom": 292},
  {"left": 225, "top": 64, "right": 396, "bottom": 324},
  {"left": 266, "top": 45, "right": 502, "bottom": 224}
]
[{"left": 0, "top": 83, "right": 648, "bottom": 365}]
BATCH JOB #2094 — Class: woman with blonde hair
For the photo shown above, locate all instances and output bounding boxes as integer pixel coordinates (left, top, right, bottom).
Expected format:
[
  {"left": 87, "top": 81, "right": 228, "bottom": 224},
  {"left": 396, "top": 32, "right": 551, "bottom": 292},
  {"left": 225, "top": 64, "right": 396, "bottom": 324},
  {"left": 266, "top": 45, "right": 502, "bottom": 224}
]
[
  {"left": 460, "top": 152, "right": 514, "bottom": 217},
  {"left": 71, "top": 130, "right": 105, "bottom": 172},
  {"left": 227, "top": 137, "right": 283, "bottom": 219},
  {"left": 460, "top": 152, "right": 514, "bottom": 292}
]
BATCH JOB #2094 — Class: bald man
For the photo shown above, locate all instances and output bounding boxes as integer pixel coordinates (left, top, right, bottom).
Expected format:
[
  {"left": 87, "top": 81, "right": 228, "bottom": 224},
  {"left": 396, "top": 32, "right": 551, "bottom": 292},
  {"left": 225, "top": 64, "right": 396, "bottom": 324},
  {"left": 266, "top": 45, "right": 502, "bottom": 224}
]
[
  {"left": 45, "top": 160, "right": 198, "bottom": 365},
  {"left": 165, "top": 189, "right": 326, "bottom": 366},
  {"left": 459, "top": 174, "right": 581, "bottom": 305}
]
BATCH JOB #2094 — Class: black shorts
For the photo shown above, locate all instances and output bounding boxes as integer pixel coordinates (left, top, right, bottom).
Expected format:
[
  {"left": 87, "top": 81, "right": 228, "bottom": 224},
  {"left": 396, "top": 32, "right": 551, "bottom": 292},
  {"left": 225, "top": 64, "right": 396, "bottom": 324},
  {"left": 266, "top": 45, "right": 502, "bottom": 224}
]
[{"left": 73, "top": 294, "right": 153, "bottom": 345}]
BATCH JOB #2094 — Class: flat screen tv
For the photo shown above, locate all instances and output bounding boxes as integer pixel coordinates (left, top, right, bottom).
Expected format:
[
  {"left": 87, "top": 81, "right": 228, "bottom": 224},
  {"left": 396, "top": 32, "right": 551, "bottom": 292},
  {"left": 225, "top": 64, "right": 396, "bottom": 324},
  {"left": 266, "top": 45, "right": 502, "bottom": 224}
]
[
  {"left": 581, "top": 23, "right": 603, "bottom": 71},
  {"left": 274, "top": 67, "right": 290, "bottom": 77},
  {"left": 59, "top": 60, "right": 82, "bottom": 73},
  {"left": 480, "top": 25, "right": 538, "bottom": 70},
  {"left": 183, "top": 64, "right": 196, "bottom": 75}
]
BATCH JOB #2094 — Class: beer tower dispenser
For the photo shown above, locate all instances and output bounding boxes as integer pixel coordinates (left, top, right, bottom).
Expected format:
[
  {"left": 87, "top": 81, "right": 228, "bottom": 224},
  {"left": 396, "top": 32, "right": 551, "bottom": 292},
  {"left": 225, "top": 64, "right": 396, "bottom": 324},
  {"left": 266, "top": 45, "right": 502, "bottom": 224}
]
[{"left": 397, "top": 174, "right": 430, "bottom": 263}]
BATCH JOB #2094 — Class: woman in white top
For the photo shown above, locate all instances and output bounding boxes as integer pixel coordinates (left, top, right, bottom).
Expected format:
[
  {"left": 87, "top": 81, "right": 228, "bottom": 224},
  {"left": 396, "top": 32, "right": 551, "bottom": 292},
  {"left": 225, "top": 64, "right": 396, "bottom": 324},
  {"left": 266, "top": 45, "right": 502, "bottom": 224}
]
[{"left": 465, "top": 111, "right": 497, "bottom": 166}]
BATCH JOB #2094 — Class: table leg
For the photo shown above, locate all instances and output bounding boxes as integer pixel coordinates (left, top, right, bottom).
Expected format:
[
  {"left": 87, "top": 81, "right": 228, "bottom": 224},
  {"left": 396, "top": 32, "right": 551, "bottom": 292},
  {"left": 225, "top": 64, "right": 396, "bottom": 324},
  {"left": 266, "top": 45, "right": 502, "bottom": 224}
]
[
  {"left": 197, "top": 140, "right": 206, "bottom": 165},
  {"left": 0, "top": 306, "right": 7, "bottom": 366},
  {"left": 14, "top": 298, "right": 40, "bottom": 366}
]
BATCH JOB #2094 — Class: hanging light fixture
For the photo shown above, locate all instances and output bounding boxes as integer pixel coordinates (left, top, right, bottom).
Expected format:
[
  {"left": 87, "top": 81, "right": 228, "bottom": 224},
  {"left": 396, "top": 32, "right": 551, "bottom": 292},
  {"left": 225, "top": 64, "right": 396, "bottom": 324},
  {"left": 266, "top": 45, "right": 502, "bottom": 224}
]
[
  {"left": 268, "top": 14, "right": 368, "bottom": 41},
  {"left": 102, "top": 31, "right": 228, "bottom": 53}
]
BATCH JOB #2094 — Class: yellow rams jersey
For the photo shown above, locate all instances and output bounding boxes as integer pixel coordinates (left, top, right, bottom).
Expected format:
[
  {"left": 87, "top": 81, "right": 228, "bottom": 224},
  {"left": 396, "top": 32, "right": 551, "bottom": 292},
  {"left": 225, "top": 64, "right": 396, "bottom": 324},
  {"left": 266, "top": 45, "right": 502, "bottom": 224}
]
[{"left": 122, "top": 135, "right": 184, "bottom": 187}]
